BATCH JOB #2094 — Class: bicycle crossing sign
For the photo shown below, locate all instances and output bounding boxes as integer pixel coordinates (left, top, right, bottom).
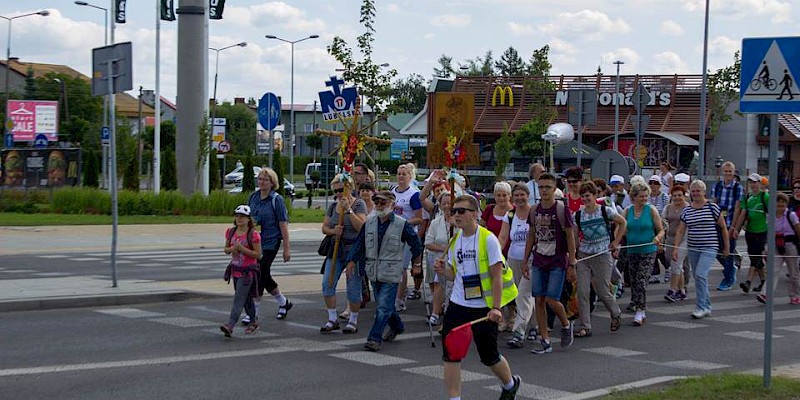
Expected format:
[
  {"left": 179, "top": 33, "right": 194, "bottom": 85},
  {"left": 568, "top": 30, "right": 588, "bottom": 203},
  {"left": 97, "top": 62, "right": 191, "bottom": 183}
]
[{"left": 740, "top": 36, "right": 800, "bottom": 113}]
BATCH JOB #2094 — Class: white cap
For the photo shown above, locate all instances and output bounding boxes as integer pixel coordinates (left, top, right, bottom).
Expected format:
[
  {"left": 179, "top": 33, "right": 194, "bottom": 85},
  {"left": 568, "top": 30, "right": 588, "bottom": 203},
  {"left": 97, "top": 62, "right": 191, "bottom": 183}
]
[
  {"left": 748, "top": 173, "right": 762, "bottom": 182},
  {"left": 649, "top": 175, "right": 662, "bottom": 184},
  {"left": 674, "top": 173, "right": 690, "bottom": 183},
  {"left": 234, "top": 205, "right": 251, "bottom": 216},
  {"left": 609, "top": 175, "right": 624, "bottom": 184}
]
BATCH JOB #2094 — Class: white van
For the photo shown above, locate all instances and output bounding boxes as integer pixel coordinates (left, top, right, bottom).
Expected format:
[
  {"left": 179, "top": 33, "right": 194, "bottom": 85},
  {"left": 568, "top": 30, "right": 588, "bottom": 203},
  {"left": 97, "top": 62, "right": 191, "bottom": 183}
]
[{"left": 304, "top": 162, "right": 340, "bottom": 190}]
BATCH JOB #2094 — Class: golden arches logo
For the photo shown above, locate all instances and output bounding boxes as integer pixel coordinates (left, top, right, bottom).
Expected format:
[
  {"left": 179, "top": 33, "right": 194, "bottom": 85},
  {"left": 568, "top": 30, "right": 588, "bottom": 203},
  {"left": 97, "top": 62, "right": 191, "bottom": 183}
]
[{"left": 491, "top": 86, "right": 514, "bottom": 107}]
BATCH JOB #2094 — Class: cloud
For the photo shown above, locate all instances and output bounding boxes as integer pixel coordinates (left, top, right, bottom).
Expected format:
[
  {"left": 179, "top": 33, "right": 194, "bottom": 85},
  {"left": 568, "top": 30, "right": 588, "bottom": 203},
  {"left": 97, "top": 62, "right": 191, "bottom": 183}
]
[
  {"left": 539, "top": 10, "right": 631, "bottom": 39},
  {"left": 653, "top": 51, "right": 689, "bottom": 73},
  {"left": 387, "top": 3, "right": 400, "bottom": 13},
  {"left": 549, "top": 38, "right": 578, "bottom": 55},
  {"left": 660, "top": 20, "right": 685, "bottom": 36},
  {"left": 507, "top": 22, "right": 535, "bottom": 36},
  {"left": 424, "top": 33, "right": 435, "bottom": 40},
  {"left": 601, "top": 48, "right": 642, "bottom": 72},
  {"left": 708, "top": 36, "right": 739, "bottom": 58},
  {"left": 224, "top": 2, "right": 327, "bottom": 33},
  {"left": 681, "top": 0, "right": 791, "bottom": 24},
  {"left": 431, "top": 14, "right": 471, "bottom": 27}
]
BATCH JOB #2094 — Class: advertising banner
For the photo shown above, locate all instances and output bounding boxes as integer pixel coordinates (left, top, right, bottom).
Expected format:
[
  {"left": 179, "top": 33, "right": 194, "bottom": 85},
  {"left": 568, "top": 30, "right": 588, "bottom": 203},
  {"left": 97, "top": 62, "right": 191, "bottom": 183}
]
[
  {"left": 1, "top": 148, "right": 81, "bottom": 188},
  {"left": 6, "top": 100, "right": 59, "bottom": 142}
]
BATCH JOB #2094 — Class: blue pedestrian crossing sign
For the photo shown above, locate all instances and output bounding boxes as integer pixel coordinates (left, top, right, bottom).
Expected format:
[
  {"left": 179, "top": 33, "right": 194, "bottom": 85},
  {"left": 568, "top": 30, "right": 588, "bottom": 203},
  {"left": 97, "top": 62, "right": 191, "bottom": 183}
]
[{"left": 740, "top": 37, "right": 800, "bottom": 113}]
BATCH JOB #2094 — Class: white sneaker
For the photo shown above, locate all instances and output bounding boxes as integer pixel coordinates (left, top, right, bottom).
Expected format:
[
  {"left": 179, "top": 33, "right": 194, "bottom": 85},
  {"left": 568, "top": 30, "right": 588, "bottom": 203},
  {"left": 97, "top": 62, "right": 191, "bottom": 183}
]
[
  {"left": 633, "top": 311, "right": 646, "bottom": 326},
  {"left": 691, "top": 308, "right": 711, "bottom": 319}
]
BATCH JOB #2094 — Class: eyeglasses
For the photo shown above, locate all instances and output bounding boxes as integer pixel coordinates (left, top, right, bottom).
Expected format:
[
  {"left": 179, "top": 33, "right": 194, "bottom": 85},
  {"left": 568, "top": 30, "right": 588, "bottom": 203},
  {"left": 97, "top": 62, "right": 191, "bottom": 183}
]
[
  {"left": 333, "top": 188, "right": 344, "bottom": 194},
  {"left": 450, "top": 207, "right": 476, "bottom": 215},
  {"left": 373, "top": 199, "right": 391, "bottom": 206}
]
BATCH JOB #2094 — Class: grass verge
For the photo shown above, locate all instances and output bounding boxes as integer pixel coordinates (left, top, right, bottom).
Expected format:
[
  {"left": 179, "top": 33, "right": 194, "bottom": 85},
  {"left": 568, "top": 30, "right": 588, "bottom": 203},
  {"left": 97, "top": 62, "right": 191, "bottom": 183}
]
[
  {"left": 0, "top": 208, "right": 325, "bottom": 226},
  {"left": 607, "top": 373, "right": 800, "bottom": 400}
]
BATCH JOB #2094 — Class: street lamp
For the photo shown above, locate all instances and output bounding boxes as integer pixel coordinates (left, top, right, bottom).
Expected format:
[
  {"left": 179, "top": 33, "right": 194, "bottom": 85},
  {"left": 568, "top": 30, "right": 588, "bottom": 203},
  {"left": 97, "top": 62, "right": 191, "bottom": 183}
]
[
  {"left": 265, "top": 34, "right": 319, "bottom": 184},
  {"left": 53, "top": 78, "right": 69, "bottom": 122},
  {"left": 74, "top": 2, "right": 107, "bottom": 45},
  {"left": 1, "top": 9, "right": 49, "bottom": 132},
  {"left": 613, "top": 60, "right": 624, "bottom": 152}
]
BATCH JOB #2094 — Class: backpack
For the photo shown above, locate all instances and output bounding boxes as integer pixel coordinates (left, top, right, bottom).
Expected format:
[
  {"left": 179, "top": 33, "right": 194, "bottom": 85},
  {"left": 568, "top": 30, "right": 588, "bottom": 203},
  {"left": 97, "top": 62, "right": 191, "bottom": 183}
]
[
  {"left": 705, "top": 202, "right": 724, "bottom": 252},
  {"left": 744, "top": 191, "right": 768, "bottom": 219},
  {"left": 226, "top": 226, "right": 254, "bottom": 250},
  {"left": 575, "top": 206, "right": 614, "bottom": 242}
]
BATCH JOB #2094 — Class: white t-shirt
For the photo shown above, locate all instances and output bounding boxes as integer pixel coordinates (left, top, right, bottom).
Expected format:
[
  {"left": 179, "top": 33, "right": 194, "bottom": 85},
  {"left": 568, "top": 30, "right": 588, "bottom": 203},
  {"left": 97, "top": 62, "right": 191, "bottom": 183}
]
[
  {"left": 507, "top": 213, "right": 530, "bottom": 261},
  {"left": 392, "top": 185, "right": 421, "bottom": 221},
  {"left": 659, "top": 171, "right": 673, "bottom": 196},
  {"left": 447, "top": 229, "right": 504, "bottom": 308}
]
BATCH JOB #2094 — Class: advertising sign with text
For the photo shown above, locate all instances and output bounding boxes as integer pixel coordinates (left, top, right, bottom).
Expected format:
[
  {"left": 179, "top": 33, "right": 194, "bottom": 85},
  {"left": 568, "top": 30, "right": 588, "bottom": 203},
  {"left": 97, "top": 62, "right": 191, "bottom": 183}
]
[{"left": 6, "top": 100, "right": 59, "bottom": 142}]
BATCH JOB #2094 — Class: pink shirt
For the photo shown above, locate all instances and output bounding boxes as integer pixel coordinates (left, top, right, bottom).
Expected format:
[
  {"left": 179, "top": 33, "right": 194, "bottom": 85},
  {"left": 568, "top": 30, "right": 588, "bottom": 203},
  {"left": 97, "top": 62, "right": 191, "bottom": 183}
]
[{"left": 226, "top": 228, "right": 261, "bottom": 277}]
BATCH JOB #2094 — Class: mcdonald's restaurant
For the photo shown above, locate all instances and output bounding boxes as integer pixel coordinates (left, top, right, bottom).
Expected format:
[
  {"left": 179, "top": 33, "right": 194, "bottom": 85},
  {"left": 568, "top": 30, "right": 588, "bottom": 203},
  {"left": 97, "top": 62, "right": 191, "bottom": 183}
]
[{"left": 404, "top": 74, "right": 800, "bottom": 188}]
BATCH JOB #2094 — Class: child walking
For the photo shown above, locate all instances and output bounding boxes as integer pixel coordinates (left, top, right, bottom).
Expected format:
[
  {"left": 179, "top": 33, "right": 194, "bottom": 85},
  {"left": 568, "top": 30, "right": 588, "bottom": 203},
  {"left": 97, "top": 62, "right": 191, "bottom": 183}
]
[{"left": 220, "top": 205, "right": 262, "bottom": 337}]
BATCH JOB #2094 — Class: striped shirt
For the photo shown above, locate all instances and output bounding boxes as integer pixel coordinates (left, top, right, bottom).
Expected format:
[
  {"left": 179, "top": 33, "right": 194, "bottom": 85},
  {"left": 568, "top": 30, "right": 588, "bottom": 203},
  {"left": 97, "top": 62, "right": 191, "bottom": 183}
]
[{"left": 680, "top": 202, "right": 721, "bottom": 250}]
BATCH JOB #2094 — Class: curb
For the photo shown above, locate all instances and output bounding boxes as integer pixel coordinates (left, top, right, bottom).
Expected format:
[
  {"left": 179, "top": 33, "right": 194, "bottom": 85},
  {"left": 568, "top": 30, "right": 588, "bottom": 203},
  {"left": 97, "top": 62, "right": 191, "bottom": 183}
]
[{"left": 0, "top": 291, "right": 226, "bottom": 313}]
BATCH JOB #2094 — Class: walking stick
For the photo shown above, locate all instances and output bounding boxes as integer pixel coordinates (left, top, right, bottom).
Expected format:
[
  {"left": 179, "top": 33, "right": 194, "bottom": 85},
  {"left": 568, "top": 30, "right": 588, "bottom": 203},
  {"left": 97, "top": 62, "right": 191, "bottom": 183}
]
[
  {"left": 328, "top": 180, "right": 351, "bottom": 288},
  {"left": 421, "top": 273, "right": 435, "bottom": 348}
]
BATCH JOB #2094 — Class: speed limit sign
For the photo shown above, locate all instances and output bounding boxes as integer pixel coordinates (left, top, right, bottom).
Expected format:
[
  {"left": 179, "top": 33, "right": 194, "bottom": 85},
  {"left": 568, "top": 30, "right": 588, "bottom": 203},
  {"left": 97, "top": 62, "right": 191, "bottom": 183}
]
[{"left": 217, "top": 140, "right": 231, "bottom": 153}]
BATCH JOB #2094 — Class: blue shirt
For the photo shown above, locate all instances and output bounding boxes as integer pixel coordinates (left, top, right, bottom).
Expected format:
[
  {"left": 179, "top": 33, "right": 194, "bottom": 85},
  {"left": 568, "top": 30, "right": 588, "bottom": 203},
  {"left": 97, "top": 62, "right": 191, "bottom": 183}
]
[
  {"left": 625, "top": 204, "right": 657, "bottom": 254},
  {"left": 711, "top": 179, "right": 743, "bottom": 226},
  {"left": 346, "top": 214, "right": 424, "bottom": 264},
  {"left": 248, "top": 190, "right": 289, "bottom": 251}
]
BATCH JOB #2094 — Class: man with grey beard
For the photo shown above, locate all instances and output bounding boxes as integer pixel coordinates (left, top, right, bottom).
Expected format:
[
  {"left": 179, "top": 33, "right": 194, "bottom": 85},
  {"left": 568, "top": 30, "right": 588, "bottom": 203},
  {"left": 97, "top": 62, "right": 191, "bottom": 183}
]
[{"left": 346, "top": 191, "right": 424, "bottom": 351}]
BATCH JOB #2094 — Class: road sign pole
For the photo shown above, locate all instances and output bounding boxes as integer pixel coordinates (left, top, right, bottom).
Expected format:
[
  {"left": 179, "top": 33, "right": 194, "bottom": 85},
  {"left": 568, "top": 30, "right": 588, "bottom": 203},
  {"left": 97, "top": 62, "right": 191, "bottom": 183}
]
[
  {"left": 577, "top": 91, "right": 584, "bottom": 166},
  {"left": 764, "top": 114, "right": 778, "bottom": 388},
  {"left": 268, "top": 94, "right": 273, "bottom": 169},
  {"left": 107, "top": 59, "right": 119, "bottom": 288}
]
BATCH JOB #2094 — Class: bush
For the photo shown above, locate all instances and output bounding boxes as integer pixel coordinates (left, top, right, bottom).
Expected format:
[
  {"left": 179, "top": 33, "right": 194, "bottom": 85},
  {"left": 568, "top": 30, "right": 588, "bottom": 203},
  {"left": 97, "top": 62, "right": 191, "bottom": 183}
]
[
  {"left": 51, "top": 187, "right": 110, "bottom": 214},
  {"left": 84, "top": 150, "right": 99, "bottom": 188},
  {"left": 161, "top": 149, "right": 177, "bottom": 190}
]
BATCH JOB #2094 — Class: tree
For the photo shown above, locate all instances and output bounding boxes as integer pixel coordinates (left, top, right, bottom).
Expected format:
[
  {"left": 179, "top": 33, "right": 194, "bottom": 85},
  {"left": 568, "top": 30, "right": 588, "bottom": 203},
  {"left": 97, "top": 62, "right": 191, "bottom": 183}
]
[
  {"left": 84, "top": 150, "right": 99, "bottom": 187},
  {"left": 212, "top": 102, "right": 257, "bottom": 156},
  {"left": 161, "top": 149, "right": 177, "bottom": 190},
  {"left": 496, "top": 46, "right": 526, "bottom": 76},
  {"left": 494, "top": 125, "right": 514, "bottom": 181},
  {"left": 328, "top": 0, "right": 398, "bottom": 116},
  {"left": 209, "top": 152, "right": 221, "bottom": 190},
  {"left": 272, "top": 150, "right": 285, "bottom": 196},
  {"left": 242, "top": 154, "right": 255, "bottom": 192},
  {"left": 31, "top": 73, "right": 103, "bottom": 147},
  {"left": 389, "top": 73, "right": 427, "bottom": 114},
  {"left": 515, "top": 45, "right": 556, "bottom": 160},
  {"left": 459, "top": 50, "right": 496, "bottom": 76},
  {"left": 24, "top": 67, "right": 37, "bottom": 99},
  {"left": 305, "top": 133, "right": 322, "bottom": 162},
  {"left": 708, "top": 51, "right": 741, "bottom": 136},
  {"left": 433, "top": 54, "right": 454, "bottom": 78}
]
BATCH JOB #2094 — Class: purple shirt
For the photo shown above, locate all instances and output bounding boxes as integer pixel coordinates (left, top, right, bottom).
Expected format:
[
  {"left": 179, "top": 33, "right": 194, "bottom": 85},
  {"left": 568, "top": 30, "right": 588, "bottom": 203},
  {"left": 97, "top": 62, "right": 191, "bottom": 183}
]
[{"left": 529, "top": 202, "right": 573, "bottom": 270}]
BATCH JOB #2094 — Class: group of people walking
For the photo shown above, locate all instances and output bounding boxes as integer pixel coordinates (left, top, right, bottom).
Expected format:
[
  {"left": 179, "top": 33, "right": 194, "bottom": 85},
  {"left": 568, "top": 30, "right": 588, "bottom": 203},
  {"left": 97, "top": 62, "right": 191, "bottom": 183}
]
[{"left": 216, "top": 160, "right": 800, "bottom": 400}]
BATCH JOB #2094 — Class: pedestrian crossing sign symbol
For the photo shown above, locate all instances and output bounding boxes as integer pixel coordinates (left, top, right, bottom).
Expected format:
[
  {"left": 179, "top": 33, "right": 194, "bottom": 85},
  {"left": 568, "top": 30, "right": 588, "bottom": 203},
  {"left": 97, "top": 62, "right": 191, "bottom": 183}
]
[{"left": 740, "top": 37, "right": 800, "bottom": 113}]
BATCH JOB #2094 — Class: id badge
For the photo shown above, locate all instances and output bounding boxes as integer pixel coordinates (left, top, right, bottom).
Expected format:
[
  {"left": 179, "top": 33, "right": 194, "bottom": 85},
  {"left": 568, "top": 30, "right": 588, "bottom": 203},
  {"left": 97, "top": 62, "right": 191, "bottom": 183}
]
[{"left": 462, "top": 274, "right": 483, "bottom": 300}]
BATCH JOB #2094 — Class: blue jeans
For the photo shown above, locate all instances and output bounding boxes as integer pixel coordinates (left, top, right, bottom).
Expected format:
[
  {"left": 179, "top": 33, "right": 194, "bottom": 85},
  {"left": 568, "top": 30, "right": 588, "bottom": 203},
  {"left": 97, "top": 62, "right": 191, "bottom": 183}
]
[
  {"left": 321, "top": 257, "right": 362, "bottom": 304},
  {"left": 367, "top": 281, "right": 404, "bottom": 343},
  {"left": 717, "top": 238, "right": 737, "bottom": 287},
  {"left": 689, "top": 248, "right": 716, "bottom": 311},
  {"left": 531, "top": 266, "right": 566, "bottom": 300}
]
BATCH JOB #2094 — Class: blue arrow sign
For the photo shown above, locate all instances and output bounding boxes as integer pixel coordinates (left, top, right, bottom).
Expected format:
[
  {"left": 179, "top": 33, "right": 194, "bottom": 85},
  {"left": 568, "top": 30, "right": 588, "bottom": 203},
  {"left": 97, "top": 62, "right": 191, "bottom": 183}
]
[
  {"left": 740, "top": 36, "right": 800, "bottom": 113},
  {"left": 3, "top": 133, "right": 12, "bottom": 148},
  {"left": 33, "top": 133, "right": 49, "bottom": 148},
  {"left": 258, "top": 93, "right": 281, "bottom": 131}
]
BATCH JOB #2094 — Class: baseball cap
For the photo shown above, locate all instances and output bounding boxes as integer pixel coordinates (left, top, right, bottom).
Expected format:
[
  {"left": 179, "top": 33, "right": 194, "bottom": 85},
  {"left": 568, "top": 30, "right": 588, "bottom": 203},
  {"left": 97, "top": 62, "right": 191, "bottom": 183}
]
[
  {"left": 234, "top": 205, "right": 251, "bottom": 216},
  {"left": 649, "top": 175, "right": 662, "bottom": 184},
  {"left": 609, "top": 175, "right": 624, "bottom": 185},
  {"left": 674, "top": 173, "right": 690, "bottom": 184},
  {"left": 372, "top": 190, "right": 396, "bottom": 202},
  {"left": 747, "top": 173, "right": 762, "bottom": 182}
]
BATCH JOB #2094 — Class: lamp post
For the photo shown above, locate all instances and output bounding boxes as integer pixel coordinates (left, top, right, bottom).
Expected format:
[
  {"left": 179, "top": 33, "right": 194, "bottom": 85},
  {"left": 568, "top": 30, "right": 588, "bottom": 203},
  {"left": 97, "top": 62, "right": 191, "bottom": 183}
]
[
  {"left": 53, "top": 78, "right": 69, "bottom": 122},
  {"left": 613, "top": 60, "right": 624, "bottom": 152},
  {"left": 1, "top": 10, "right": 49, "bottom": 131},
  {"left": 75, "top": 1, "right": 109, "bottom": 189},
  {"left": 265, "top": 34, "right": 319, "bottom": 185},
  {"left": 207, "top": 42, "right": 246, "bottom": 193}
]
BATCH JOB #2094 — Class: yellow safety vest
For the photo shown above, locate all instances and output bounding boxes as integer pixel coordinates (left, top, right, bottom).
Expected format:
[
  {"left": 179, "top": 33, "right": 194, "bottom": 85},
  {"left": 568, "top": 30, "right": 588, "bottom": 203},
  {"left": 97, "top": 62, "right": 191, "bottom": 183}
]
[{"left": 449, "top": 226, "right": 518, "bottom": 308}]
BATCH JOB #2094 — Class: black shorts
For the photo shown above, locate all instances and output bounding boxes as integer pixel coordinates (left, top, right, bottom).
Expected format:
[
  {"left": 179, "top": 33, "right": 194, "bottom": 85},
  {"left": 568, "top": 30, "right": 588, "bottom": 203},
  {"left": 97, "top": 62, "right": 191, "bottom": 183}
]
[
  {"left": 745, "top": 231, "right": 767, "bottom": 269},
  {"left": 440, "top": 302, "right": 501, "bottom": 366}
]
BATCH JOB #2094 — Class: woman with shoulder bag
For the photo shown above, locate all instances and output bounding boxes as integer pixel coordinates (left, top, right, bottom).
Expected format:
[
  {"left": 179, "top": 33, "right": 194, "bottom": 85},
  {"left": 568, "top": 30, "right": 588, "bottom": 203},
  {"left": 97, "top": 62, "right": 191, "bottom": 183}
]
[
  {"left": 320, "top": 174, "right": 367, "bottom": 334},
  {"left": 756, "top": 193, "right": 800, "bottom": 305}
]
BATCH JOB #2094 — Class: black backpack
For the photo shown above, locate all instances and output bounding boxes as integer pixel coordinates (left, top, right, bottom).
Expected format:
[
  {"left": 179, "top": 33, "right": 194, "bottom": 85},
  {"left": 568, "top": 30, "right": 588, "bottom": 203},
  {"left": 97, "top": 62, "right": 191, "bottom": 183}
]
[{"left": 575, "top": 206, "right": 614, "bottom": 242}]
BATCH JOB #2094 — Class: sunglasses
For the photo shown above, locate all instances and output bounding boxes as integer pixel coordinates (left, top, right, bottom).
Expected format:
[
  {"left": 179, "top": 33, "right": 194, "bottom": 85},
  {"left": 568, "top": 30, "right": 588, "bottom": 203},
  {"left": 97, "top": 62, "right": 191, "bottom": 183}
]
[{"left": 450, "top": 207, "right": 476, "bottom": 215}]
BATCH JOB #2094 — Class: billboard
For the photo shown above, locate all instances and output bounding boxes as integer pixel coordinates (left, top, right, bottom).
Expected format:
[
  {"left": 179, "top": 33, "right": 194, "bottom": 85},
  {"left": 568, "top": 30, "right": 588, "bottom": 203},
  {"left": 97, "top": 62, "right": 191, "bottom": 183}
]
[
  {"left": 1, "top": 148, "right": 81, "bottom": 188},
  {"left": 6, "top": 100, "right": 59, "bottom": 142}
]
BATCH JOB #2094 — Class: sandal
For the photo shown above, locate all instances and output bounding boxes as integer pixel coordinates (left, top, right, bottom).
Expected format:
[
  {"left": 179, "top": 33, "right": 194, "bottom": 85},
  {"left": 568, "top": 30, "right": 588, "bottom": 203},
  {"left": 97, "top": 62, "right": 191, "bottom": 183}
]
[
  {"left": 610, "top": 316, "right": 621, "bottom": 332},
  {"left": 320, "top": 320, "right": 340, "bottom": 333},
  {"left": 276, "top": 299, "right": 293, "bottom": 320},
  {"left": 244, "top": 322, "right": 259, "bottom": 335},
  {"left": 575, "top": 328, "right": 592, "bottom": 338},
  {"left": 342, "top": 323, "right": 358, "bottom": 334}
]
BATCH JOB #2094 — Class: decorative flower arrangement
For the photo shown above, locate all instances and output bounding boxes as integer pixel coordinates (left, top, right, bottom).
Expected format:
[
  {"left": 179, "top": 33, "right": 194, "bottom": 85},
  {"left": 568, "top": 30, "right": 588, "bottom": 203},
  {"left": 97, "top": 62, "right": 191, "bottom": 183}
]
[
  {"left": 444, "top": 130, "right": 467, "bottom": 168},
  {"left": 339, "top": 132, "right": 365, "bottom": 172}
]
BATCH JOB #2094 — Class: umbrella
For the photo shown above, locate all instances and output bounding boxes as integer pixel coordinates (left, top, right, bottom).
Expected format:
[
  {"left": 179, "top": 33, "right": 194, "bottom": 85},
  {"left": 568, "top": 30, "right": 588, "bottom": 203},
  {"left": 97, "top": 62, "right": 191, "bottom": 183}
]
[{"left": 444, "top": 316, "right": 489, "bottom": 360}]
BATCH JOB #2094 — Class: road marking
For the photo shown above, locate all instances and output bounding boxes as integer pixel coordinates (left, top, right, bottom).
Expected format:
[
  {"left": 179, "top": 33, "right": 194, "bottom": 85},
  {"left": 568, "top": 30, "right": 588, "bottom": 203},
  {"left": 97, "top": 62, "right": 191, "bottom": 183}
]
[
  {"left": 331, "top": 331, "right": 434, "bottom": 346},
  {"left": 582, "top": 346, "right": 647, "bottom": 357},
  {"left": 660, "top": 360, "right": 730, "bottom": 370},
  {"left": 709, "top": 309, "right": 800, "bottom": 324},
  {"left": 0, "top": 347, "right": 295, "bottom": 377},
  {"left": 484, "top": 381, "right": 576, "bottom": 400},
  {"left": 264, "top": 337, "right": 346, "bottom": 352},
  {"left": 100, "top": 260, "right": 132, "bottom": 264},
  {"left": 329, "top": 351, "right": 415, "bottom": 366},
  {"left": 68, "top": 257, "right": 104, "bottom": 261},
  {"left": 649, "top": 298, "right": 788, "bottom": 315},
  {"left": 38, "top": 255, "right": 68, "bottom": 258},
  {"left": 724, "top": 330, "right": 783, "bottom": 340},
  {"left": 185, "top": 257, "right": 321, "bottom": 266},
  {"left": 170, "top": 266, "right": 209, "bottom": 270},
  {"left": 200, "top": 328, "right": 279, "bottom": 339},
  {"left": 402, "top": 365, "right": 494, "bottom": 381},
  {"left": 95, "top": 308, "right": 166, "bottom": 318},
  {"left": 1, "top": 269, "right": 38, "bottom": 273},
  {"left": 148, "top": 317, "right": 218, "bottom": 327},
  {"left": 136, "top": 263, "right": 169, "bottom": 267},
  {"left": 560, "top": 376, "right": 687, "bottom": 400},
  {"left": 777, "top": 324, "right": 800, "bottom": 333},
  {"left": 651, "top": 321, "right": 708, "bottom": 329},
  {"left": 32, "top": 272, "right": 73, "bottom": 277}
]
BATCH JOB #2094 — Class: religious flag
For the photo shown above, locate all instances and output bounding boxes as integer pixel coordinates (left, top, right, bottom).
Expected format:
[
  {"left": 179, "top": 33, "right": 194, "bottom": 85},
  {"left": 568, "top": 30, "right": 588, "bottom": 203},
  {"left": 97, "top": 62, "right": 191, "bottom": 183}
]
[
  {"left": 209, "top": 0, "right": 226, "bottom": 20},
  {"left": 115, "top": 0, "right": 127, "bottom": 24},
  {"left": 161, "top": 0, "right": 176, "bottom": 21}
]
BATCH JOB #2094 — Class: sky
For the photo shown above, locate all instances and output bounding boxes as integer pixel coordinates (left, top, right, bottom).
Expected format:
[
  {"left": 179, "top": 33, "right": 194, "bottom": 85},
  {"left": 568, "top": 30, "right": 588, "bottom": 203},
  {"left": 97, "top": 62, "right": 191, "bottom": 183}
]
[{"left": 2, "top": 0, "right": 798, "bottom": 107}]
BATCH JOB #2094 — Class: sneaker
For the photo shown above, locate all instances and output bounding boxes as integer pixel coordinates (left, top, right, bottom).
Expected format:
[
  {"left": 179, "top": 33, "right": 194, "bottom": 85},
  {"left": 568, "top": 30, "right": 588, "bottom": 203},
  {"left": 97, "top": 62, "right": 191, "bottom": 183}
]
[
  {"left": 338, "top": 310, "right": 351, "bottom": 320},
  {"left": 691, "top": 308, "right": 711, "bottom": 319},
  {"left": 664, "top": 290, "right": 677, "bottom": 303},
  {"left": 753, "top": 282, "right": 764, "bottom": 293},
  {"left": 740, "top": 281, "right": 751, "bottom": 293},
  {"left": 320, "top": 321, "right": 340, "bottom": 333},
  {"left": 241, "top": 314, "right": 251, "bottom": 326},
  {"left": 531, "top": 339, "right": 552, "bottom": 354},
  {"left": 560, "top": 322, "right": 574, "bottom": 348},
  {"left": 756, "top": 293, "right": 767, "bottom": 304},
  {"left": 342, "top": 323, "right": 358, "bottom": 334},
  {"left": 363, "top": 340, "right": 380, "bottom": 352},
  {"left": 396, "top": 300, "right": 407, "bottom": 312},
  {"left": 382, "top": 327, "right": 404, "bottom": 342},
  {"left": 427, "top": 315, "right": 440, "bottom": 326},
  {"left": 507, "top": 332, "right": 525, "bottom": 349},
  {"left": 717, "top": 284, "right": 732, "bottom": 291},
  {"left": 677, "top": 291, "right": 687, "bottom": 301},
  {"left": 220, "top": 324, "right": 233, "bottom": 337},
  {"left": 649, "top": 275, "right": 661, "bottom": 284},
  {"left": 633, "top": 311, "right": 646, "bottom": 326},
  {"left": 406, "top": 288, "right": 421, "bottom": 300},
  {"left": 499, "top": 375, "right": 522, "bottom": 400},
  {"left": 664, "top": 271, "right": 671, "bottom": 283},
  {"left": 791, "top": 297, "right": 800, "bottom": 305},
  {"left": 244, "top": 322, "right": 259, "bottom": 334},
  {"left": 526, "top": 327, "right": 539, "bottom": 341}
]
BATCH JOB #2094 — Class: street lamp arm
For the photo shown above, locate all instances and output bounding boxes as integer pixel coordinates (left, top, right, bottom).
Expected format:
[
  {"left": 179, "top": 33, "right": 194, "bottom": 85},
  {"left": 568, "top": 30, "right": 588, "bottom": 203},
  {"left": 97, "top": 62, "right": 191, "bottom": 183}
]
[
  {"left": 74, "top": 2, "right": 106, "bottom": 12},
  {"left": 0, "top": 10, "right": 50, "bottom": 21}
]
